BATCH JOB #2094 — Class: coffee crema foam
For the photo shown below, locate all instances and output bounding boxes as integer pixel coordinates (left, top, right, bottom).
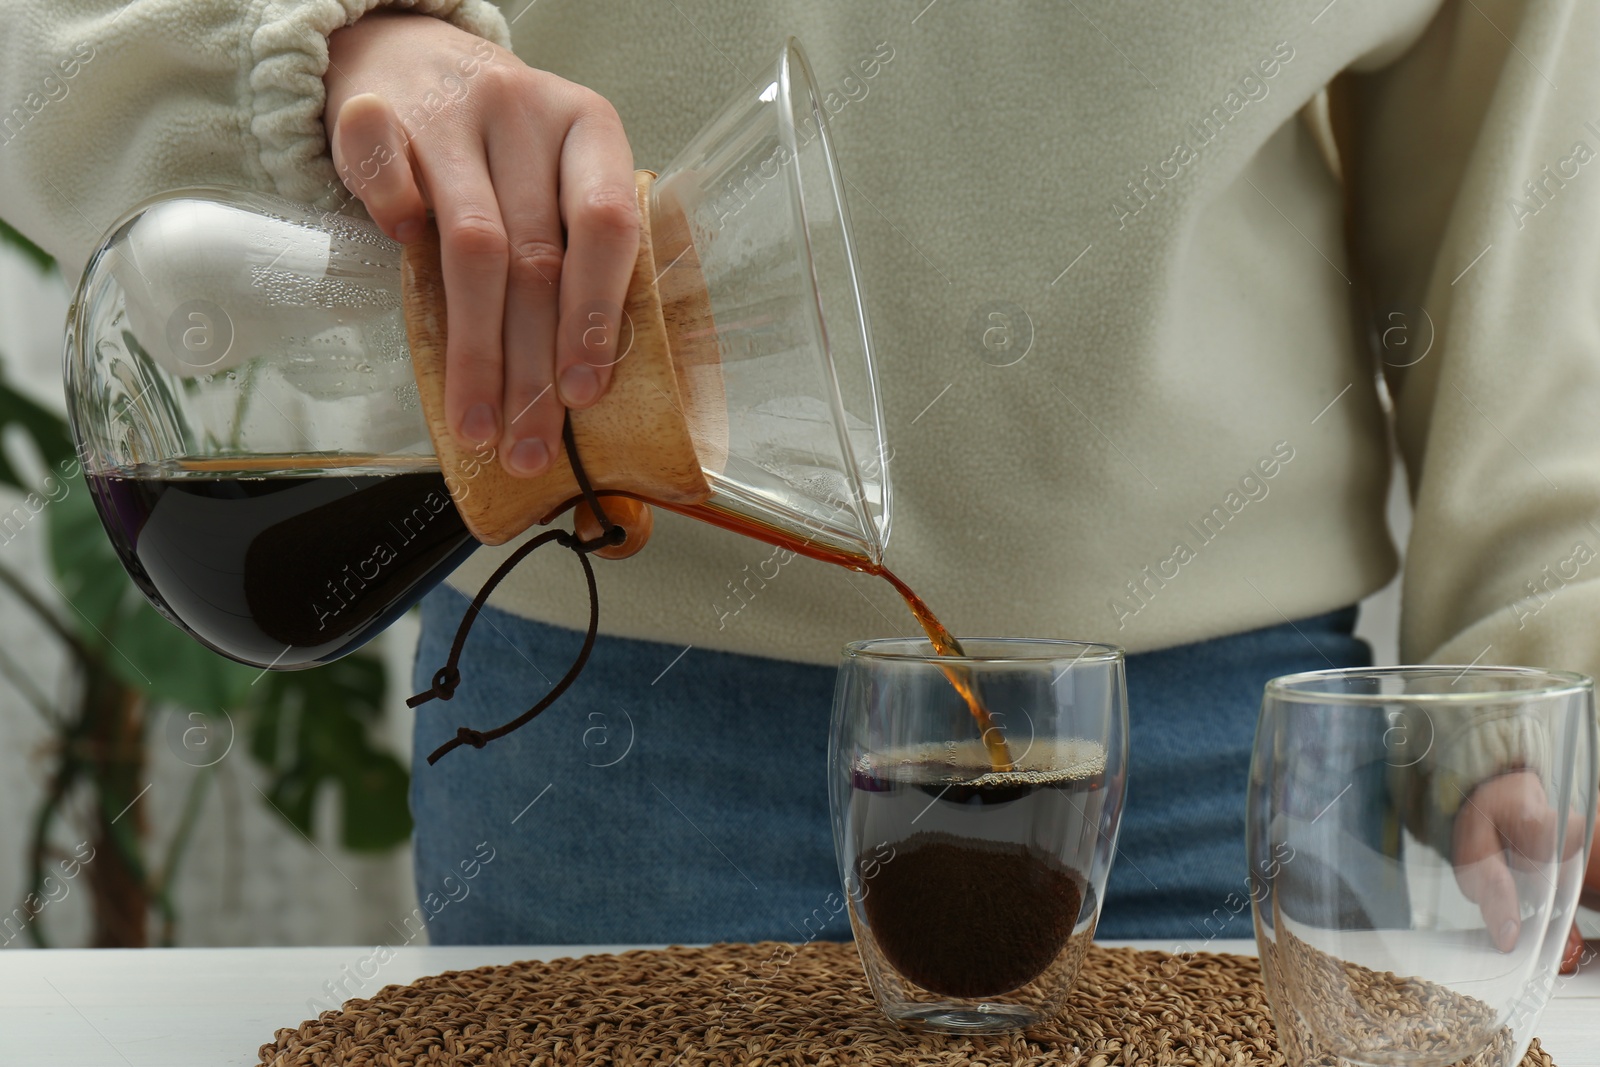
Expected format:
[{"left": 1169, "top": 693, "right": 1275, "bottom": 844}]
[{"left": 857, "top": 737, "right": 1107, "bottom": 787}]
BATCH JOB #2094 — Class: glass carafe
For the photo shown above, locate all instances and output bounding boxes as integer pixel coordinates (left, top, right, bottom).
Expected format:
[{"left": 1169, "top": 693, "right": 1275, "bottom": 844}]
[{"left": 63, "top": 38, "right": 890, "bottom": 670}]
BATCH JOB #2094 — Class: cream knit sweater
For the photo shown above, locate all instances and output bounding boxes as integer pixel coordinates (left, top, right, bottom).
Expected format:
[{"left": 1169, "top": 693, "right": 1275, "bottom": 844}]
[{"left": 2, "top": 1, "right": 1596, "bottom": 836}]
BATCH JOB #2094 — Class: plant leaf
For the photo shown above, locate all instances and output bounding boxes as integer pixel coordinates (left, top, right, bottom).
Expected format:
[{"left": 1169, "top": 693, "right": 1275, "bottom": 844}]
[
  {"left": 47, "top": 468, "right": 140, "bottom": 637},
  {"left": 111, "top": 609, "right": 257, "bottom": 708},
  {"left": 337, "top": 751, "right": 413, "bottom": 851},
  {"left": 0, "top": 370, "right": 74, "bottom": 494},
  {"left": 264, "top": 766, "right": 319, "bottom": 838},
  {"left": 0, "top": 217, "right": 54, "bottom": 274},
  {"left": 251, "top": 651, "right": 410, "bottom": 851}
]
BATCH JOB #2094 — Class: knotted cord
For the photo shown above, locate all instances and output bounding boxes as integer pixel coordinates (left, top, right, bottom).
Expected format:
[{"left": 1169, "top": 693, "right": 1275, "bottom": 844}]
[{"left": 408, "top": 415, "right": 625, "bottom": 765}]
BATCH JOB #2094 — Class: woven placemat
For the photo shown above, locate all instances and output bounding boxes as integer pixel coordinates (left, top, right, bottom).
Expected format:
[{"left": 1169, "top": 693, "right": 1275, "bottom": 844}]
[{"left": 257, "top": 941, "right": 1557, "bottom": 1067}]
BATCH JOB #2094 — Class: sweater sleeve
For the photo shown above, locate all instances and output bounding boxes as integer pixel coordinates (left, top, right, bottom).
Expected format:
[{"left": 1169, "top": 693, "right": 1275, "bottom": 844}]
[
  {"left": 1341, "top": 0, "right": 1598, "bottom": 855},
  {"left": 0, "top": 0, "right": 511, "bottom": 280}
]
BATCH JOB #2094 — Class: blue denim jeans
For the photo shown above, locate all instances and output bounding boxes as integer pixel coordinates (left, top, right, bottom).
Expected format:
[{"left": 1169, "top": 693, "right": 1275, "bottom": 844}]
[{"left": 410, "top": 584, "right": 1371, "bottom": 945}]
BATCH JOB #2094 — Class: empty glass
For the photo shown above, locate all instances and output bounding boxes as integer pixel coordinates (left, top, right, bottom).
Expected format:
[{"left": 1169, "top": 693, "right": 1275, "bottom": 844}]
[
  {"left": 829, "top": 638, "right": 1128, "bottom": 1033},
  {"left": 1249, "top": 666, "right": 1596, "bottom": 1067}
]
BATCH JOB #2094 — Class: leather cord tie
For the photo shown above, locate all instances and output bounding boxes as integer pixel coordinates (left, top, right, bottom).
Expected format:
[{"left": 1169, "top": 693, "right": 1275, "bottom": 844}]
[{"left": 409, "top": 414, "right": 625, "bottom": 765}]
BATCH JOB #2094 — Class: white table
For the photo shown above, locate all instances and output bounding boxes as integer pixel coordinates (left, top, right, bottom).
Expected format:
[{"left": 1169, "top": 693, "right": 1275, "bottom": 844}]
[{"left": 0, "top": 940, "right": 1594, "bottom": 1066}]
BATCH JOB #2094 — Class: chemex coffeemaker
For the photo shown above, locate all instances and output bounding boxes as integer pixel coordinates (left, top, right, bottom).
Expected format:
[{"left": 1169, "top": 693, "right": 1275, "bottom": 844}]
[{"left": 64, "top": 40, "right": 891, "bottom": 700}]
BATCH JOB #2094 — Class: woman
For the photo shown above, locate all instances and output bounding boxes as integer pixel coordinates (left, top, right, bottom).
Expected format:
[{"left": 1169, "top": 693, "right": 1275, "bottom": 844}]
[{"left": 2, "top": 0, "right": 1596, "bottom": 948}]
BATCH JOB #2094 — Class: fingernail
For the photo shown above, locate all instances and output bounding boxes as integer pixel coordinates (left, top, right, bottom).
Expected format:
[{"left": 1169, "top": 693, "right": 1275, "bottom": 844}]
[
  {"left": 507, "top": 437, "right": 550, "bottom": 477},
  {"left": 1500, "top": 920, "right": 1519, "bottom": 949},
  {"left": 559, "top": 364, "right": 601, "bottom": 408},
  {"left": 460, "top": 402, "right": 497, "bottom": 444},
  {"left": 395, "top": 218, "right": 422, "bottom": 243}
]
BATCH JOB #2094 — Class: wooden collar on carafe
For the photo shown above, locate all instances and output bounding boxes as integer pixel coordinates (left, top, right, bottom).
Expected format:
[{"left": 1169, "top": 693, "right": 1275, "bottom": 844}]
[{"left": 401, "top": 169, "right": 722, "bottom": 544}]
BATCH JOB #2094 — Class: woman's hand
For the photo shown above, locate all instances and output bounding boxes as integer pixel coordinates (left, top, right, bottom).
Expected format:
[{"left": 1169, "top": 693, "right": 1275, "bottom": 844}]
[
  {"left": 1454, "top": 770, "right": 1591, "bottom": 968},
  {"left": 323, "top": 11, "right": 639, "bottom": 480}
]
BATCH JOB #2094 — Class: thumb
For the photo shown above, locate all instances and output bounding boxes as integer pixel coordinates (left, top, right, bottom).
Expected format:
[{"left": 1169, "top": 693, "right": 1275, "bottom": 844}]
[{"left": 330, "top": 92, "right": 428, "bottom": 243}]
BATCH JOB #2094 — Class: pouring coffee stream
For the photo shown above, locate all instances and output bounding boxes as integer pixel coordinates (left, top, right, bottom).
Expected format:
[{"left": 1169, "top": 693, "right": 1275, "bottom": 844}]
[
  {"left": 64, "top": 38, "right": 1015, "bottom": 772},
  {"left": 643, "top": 495, "right": 1016, "bottom": 772}
]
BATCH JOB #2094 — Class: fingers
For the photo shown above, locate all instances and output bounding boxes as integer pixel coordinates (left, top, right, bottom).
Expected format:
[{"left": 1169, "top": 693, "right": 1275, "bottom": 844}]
[
  {"left": 332, "top": 88, "right": 507, "bottom": 448},
  {"left": 425, "top": 159, "right": 510, "bottom": 448},
  {"left": 555, "top": 96, "right": 639, "bottom": 409},
  {"left": 1499, "top": 797, "right": 1561, "bottom": 869},
  {"left": 1560, "top": 921, "right": 1586, "bottom": 975},
  {"left": 1482, "top": 772, "right": 1562, "bottom": 869},
  {"left": 338, "top": 51, "right": 638, "bottom": 472},
  {"left": 487, "top": 122, "right": 564, "bottom": 477},
  {"left": 329, "top": 93, "right": 428, "bottom": 242},
  {"left": 1454, "top": 796, "right": 1524, "bottom": 952}
]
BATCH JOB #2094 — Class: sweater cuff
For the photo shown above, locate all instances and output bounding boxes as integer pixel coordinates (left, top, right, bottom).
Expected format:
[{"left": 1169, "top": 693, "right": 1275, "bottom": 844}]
[
  {"left": 1398, "top": 582, "right": 1600, "bottom": 857},
  {"left": 248, "top": 0, "right": 512, "bottom": 208}
]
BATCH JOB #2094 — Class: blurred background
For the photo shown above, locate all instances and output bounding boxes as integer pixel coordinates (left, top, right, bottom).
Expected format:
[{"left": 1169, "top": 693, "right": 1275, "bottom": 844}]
[{"left": 0, "top": 227, "right": 1590, "bottom": 947}]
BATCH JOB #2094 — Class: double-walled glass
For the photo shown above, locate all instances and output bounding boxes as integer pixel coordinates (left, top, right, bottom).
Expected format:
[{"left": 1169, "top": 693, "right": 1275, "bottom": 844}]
[
  {"left": 829, "top": 638, "right": 1128, "bottom": 1033},
  {"left": 1249, "top": 666, "right": 1596, "bottom": 1067}
]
